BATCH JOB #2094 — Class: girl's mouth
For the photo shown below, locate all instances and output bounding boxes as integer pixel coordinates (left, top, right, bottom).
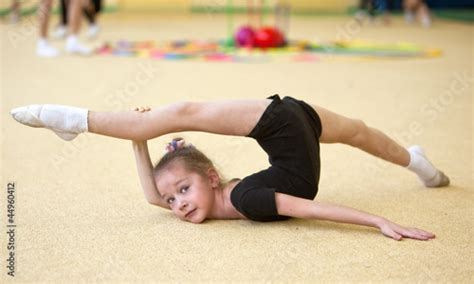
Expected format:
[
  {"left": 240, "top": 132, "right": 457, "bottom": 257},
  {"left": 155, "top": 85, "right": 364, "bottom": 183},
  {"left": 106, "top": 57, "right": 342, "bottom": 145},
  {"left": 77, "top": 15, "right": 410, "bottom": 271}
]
[{"left": 185, "top": 208, "right": 197, "bottom": 218}]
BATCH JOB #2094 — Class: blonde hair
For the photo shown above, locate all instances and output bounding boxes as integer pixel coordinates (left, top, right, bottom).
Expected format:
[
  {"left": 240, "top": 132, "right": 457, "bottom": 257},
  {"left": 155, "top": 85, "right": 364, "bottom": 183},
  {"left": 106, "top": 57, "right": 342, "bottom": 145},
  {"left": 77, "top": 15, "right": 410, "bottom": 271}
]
[{"left": 153, "top": 138, "right": 227, "bottom": 188}]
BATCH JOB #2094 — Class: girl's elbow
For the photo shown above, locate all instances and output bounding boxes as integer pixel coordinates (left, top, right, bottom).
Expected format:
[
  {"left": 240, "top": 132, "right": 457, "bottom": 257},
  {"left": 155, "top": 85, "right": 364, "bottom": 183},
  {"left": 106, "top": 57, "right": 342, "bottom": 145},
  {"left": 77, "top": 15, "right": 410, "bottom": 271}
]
[{"left": 147, "top": 198, "right": 170, "bottom": 210}]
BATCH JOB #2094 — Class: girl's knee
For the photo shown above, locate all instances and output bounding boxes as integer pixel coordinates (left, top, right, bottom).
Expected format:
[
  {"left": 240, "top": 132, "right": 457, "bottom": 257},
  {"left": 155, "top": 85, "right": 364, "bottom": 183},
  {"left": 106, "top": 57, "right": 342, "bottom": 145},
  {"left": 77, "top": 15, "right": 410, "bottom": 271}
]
[{"left": 347, "top": 119, "right": 369, "bottom": 147}]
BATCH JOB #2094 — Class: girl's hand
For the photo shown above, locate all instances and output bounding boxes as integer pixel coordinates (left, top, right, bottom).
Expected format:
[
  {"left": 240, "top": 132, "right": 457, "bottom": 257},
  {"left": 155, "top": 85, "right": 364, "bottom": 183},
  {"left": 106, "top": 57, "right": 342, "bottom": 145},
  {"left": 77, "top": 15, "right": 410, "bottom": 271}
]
[
  {"left": 378, "top": 218, "right": 435, "bottom": 241},
  {"left": 130, "top": 106, "right": 151, "bottom": 113}
]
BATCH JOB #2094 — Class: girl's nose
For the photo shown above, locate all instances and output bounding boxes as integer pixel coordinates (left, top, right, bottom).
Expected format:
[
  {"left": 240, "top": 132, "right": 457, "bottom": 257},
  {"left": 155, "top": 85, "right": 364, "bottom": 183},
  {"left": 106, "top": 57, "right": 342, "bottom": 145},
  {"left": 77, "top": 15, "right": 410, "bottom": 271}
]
[{"left": 179, "top": 200, "right": 188, "bottom": 210}]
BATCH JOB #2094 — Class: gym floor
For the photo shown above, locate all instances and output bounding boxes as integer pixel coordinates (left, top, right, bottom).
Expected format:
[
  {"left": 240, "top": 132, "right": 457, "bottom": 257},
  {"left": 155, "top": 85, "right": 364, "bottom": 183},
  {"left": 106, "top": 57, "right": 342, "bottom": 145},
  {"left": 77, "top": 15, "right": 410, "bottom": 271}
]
[{"left": 1, "top": 12, "right": 473, "bottom": 282}]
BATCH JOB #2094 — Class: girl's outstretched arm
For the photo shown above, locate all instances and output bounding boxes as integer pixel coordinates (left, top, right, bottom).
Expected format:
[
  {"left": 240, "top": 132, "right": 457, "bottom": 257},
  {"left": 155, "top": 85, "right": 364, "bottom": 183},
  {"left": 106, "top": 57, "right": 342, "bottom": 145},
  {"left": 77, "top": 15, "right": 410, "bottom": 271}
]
[
  {"left": 132, "top": 139, "right": 169, "bottom": 210},
  {"left": 128, "top": 106, "right": 170, "bottom": 208},
  {"left": 275, "top": 193, "right": 435, "bottom": 241}
]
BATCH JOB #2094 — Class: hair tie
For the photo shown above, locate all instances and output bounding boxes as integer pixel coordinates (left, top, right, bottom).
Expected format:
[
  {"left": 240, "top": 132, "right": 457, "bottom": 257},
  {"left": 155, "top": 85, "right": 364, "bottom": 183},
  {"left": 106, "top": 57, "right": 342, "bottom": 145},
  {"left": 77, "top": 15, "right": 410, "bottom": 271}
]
[
  {"left": 171, "top": 140, "right": 179, "bottom": 151},
  {"left": 164, "top": 139, "right": 194, "bottom": 154}
]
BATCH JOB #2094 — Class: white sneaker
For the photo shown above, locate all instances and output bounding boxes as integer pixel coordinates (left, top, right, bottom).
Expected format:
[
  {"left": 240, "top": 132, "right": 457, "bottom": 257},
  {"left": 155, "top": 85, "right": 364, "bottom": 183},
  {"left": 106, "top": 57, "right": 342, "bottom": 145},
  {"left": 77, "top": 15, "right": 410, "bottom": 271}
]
[
  {"left": 37, "top": 40, "right": 60, "bottom": 57},
  {"left": 66, "top": 36, "right": 92, "bottom": 55},
  {"left": 53, "top": 25, "right": 67, "bottom": 39},
  {"left": 87, "top": 24, "right": 100, "bottom": 38}
]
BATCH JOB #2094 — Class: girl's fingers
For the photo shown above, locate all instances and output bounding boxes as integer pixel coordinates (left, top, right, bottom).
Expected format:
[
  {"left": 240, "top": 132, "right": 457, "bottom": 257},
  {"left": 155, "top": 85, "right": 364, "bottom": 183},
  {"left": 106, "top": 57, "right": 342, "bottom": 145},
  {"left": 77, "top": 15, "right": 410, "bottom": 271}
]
[
  {"left": 415, "top": 228, "right": 436, "bottom": 238},
  {"left": 382, "top": 222, "right": 435, "bottom": 241},
  {"left": 391, "top": 231, "right": 403, "bottom": 241},
  {"left": 402, "top": 230, "right": 425, "bottom": 240},
  {"left": 131, "top": 106, "right": 151, "bottom": 112},
  {"left": 401, "top": 228, "right": 434, "bottom": 240}
]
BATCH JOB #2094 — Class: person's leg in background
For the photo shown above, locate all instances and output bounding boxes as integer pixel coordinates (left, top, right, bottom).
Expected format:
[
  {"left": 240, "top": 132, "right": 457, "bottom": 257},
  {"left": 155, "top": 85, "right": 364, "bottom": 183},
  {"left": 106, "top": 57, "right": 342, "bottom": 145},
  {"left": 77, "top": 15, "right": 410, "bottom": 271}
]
[
  {"left": 403, "top": 0, "right": 416, "bottom": 23},
  {"left": 404, "top": 0, "right": 431, "bottom": 27},
  {"left": 417, "top": 0, "right": 432, "bottom": 28},
  {"left": 53, "top": 0, "right": 69, "bottom": 38},
  {"left": 65, "top": 0, "right": 92, "bottom": 55},
  {"left": 10, "top": 0, "right": 21, "bottom": 23},
  {"left": 378, "top": 0, "right": 394, "bottom": 25},
  {"left": 37, "top": 0, "right": 60, "bottom": 57},
  {"left": 83, "top": 0, "right": 102, "bottom": 38}
]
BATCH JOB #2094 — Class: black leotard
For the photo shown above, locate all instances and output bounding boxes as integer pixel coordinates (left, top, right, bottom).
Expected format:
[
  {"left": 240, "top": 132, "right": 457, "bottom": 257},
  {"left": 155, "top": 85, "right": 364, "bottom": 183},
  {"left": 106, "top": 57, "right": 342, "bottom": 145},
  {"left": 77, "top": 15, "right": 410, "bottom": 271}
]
[{"left": 230, "top": 95, "right": 322, "bottom": 221}]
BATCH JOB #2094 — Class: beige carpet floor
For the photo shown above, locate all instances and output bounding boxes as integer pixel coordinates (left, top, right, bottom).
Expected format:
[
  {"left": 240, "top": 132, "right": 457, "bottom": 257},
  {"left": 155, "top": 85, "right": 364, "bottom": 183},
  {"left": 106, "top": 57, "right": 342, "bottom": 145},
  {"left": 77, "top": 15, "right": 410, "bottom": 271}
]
[{"left": 1, "top": 12, "right": 473, "bottom": 283}]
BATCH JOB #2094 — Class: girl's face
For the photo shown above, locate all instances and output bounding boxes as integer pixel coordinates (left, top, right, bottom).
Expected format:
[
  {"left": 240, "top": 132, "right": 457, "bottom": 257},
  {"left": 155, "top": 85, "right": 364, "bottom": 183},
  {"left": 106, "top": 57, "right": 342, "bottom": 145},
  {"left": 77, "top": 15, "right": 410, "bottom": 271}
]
[{"left": 154, "top": 162, "right": 219, "bottom": 224}]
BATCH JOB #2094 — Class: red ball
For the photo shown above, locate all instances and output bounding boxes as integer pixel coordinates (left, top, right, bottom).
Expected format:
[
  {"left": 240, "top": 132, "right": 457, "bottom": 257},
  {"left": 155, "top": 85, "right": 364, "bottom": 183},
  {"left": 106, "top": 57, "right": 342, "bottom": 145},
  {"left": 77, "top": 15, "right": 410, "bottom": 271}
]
[
  {"left": 270, "top": 27, "right": 285, "bottom": 47},
  {"left": 254, "top": 27, "right": 285, "bottom": 48}
]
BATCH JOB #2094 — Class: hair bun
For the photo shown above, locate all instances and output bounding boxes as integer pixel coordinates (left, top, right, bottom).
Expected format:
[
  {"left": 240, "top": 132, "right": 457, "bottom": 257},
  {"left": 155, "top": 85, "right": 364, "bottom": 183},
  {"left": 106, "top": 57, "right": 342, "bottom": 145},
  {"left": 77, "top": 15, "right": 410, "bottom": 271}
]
[{"left": 165, "top": 138, "right": 193, "bottom": 153}]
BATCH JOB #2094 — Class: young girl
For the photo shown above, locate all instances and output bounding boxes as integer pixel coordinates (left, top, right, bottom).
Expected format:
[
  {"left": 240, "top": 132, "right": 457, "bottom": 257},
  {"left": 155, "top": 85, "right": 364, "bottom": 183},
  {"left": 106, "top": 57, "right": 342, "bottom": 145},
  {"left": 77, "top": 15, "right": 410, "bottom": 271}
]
[{"left": 10, "top": 95, "right": 449, "bottom": 241}]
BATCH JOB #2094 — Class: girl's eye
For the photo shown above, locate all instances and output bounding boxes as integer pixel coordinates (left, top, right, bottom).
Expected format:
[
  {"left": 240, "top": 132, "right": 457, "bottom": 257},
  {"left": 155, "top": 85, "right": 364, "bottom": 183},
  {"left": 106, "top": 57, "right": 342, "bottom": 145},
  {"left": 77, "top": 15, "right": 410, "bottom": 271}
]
[
  {"left": 180, "top": 186, "right": 189, "bottom": 193},
  {"left": 167, "top": 198, "right": 175, "bottom": 204}
]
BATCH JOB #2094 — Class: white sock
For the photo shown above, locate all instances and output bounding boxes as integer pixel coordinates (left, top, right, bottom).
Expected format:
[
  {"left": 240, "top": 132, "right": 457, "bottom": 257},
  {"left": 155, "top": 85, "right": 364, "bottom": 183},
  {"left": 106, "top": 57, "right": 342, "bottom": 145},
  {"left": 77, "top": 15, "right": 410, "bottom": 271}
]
[
  {"left": 10, "top": 105, "right": 88, "bottom": 141},
  {"left": 406, "top": 146, "right": 450, "bottom": 187}
]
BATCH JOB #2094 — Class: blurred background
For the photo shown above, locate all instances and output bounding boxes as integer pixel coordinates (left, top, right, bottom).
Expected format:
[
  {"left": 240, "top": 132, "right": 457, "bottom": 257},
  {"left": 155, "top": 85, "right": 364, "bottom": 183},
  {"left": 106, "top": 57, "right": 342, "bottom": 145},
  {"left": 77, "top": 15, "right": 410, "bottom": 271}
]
[
  {"left": 2, "top": 0, "right": 473, "bottom": 17},
  {"left": 1, "top": 0, "right": 473, "bottom": 283}
]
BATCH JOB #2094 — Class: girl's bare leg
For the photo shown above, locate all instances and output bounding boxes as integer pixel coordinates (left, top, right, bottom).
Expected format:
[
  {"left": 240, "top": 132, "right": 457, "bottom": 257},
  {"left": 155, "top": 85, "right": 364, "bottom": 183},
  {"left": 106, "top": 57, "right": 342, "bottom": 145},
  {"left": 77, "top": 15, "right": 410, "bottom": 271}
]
[
  {"left": 11, "top": 99, "right": 271, "bottom": 141},
  {"left": 10, "top": 100, "right": 448, "bottom": 186},
  {"left": 311, "top": 104, "right": 410, "bottom": 166},
  {"left": 88, "top": 99, "right": 271, "bottom": 140},
  {"left": 310, "top": 104, "right": 449, "bottom": 187},
  {"left": 87, "top": 104, "right": 187, "bottom": 141}
]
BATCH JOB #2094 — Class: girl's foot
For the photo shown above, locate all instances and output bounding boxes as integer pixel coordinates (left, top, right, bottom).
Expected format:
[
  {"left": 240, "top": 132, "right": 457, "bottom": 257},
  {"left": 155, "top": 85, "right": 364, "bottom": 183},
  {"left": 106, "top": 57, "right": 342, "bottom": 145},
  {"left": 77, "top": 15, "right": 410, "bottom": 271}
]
[
  {"left": 407, "top": 146, "right": 450, "bottom": 187},
  {"left": 10, "top": 105, "right": 88, "bottom": 141}
]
